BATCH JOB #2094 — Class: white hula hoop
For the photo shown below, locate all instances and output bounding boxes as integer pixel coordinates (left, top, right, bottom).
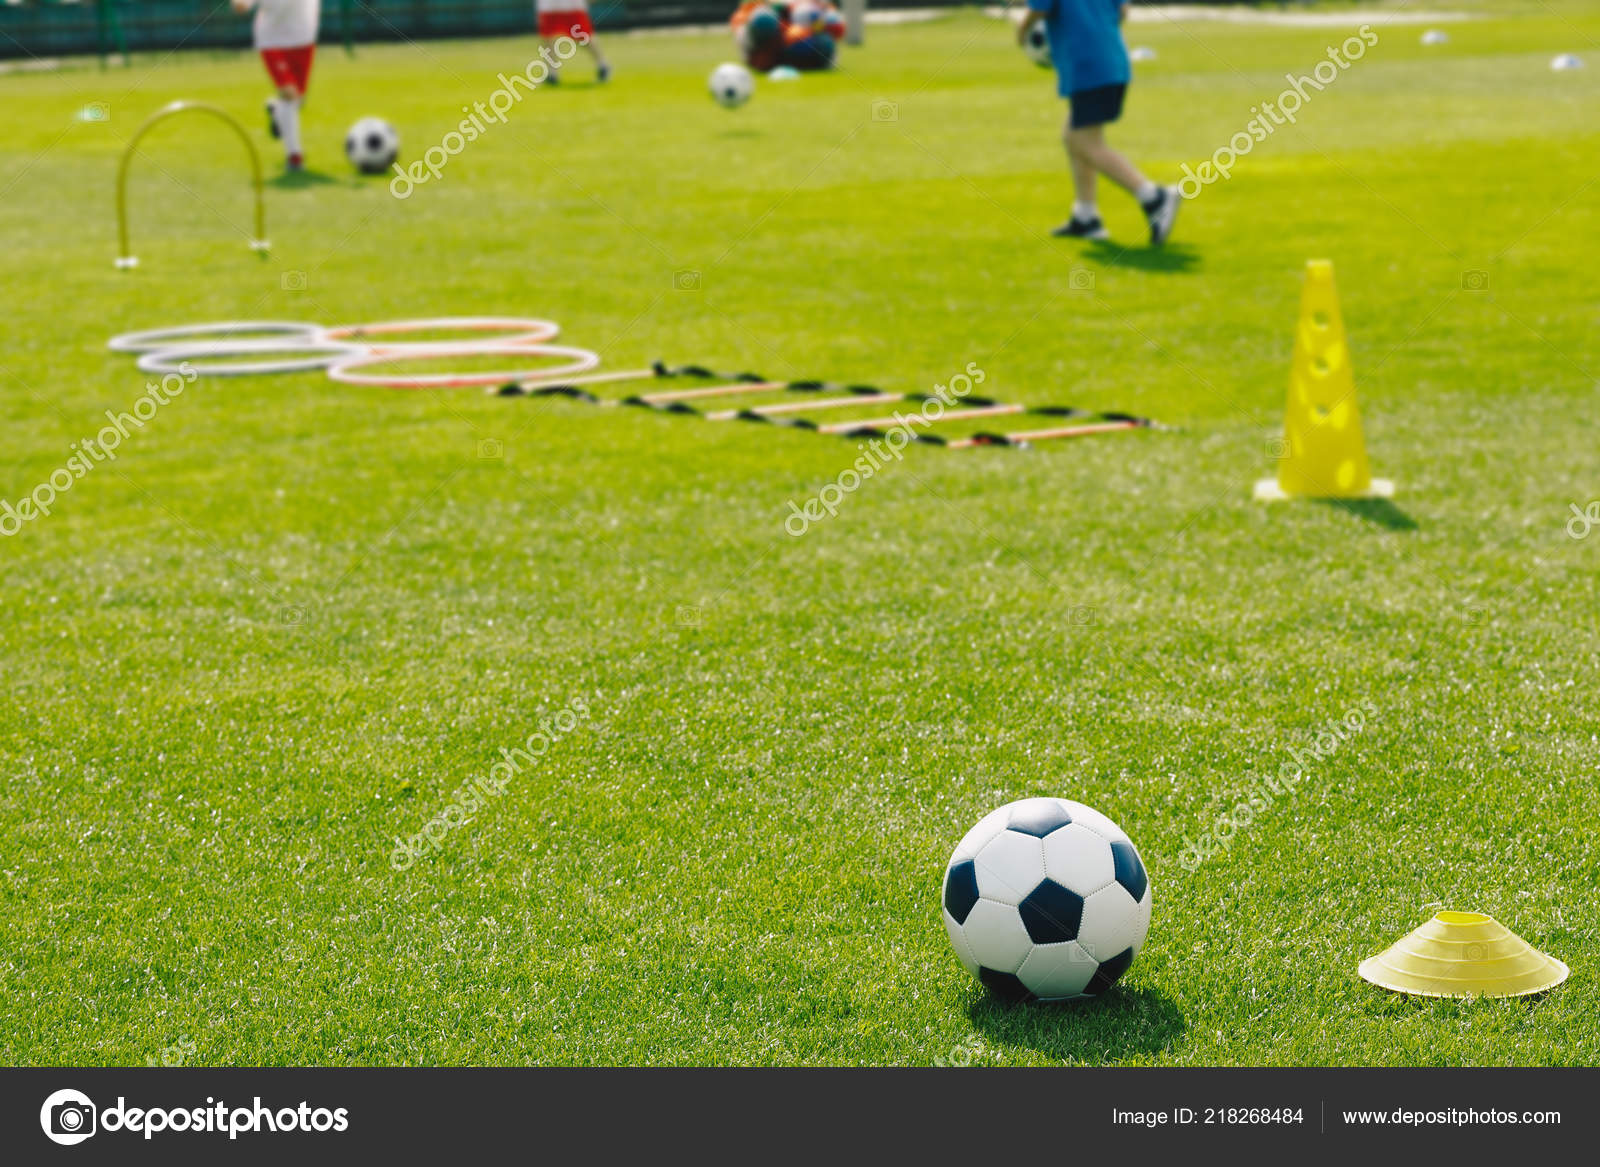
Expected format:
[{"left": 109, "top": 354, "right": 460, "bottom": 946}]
[
  {"left": 136, "top": 338, "right": 368, "bottom": 377},
  {"left": 317, "top": 316, "right": 561, "bottom": 352},
  {"left": 326, "top": 343, "right": 601, "bottom": 389},
  {"left": 108, "top": 321, "right": 324, "bottom": 355}
]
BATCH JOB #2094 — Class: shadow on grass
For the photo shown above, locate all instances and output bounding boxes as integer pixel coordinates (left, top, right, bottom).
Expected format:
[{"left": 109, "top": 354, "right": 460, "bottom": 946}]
[
  {"left": 967, "top": 985, "right": 1185, "bottom": 1062},
  {"left": 1318, "top": 498, "right": 1418, "bottom": 532},
  {"left": 1080, "top": 240, "right": 1202, "bottom": 273},
  {"left": 267, "top": 167, "right": 340, "bottom": 190}
]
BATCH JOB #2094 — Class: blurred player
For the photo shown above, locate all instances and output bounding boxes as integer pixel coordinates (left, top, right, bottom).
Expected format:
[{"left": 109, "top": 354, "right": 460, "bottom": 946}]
[
  {"left": 1018, "top": 0, "right": 1179, "bottom": 245},
  {"left": 537, "top": 0, "right": 611, "bottom": 84},
  {"left": 231, "top": 0, "right": 319, "bottom": 172}
]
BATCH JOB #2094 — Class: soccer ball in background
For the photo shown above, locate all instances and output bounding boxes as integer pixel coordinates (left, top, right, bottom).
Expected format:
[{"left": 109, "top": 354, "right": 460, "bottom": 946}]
[
  {"left": 942, "top": 797, "right": 1152, "bottom": 1003},
  {"left": 1022, "top": 23, "right": 1052, "bottom": 68},
  {"left": 709, "top": 62, "right": 755, "bottom": 109},
  {"left": 345, "top": 117, "right": 400, "bottom": 175}
]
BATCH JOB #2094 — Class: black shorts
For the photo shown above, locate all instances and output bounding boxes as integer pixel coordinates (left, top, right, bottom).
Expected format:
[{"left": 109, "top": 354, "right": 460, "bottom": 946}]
[{"left": 1069, "top": 83, "right": 1127, "bottom": 129}]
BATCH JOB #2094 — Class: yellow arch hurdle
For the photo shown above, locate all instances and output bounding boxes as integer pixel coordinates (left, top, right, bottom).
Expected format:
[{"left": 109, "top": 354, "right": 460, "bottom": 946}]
[{"left": 115, "top": 100, "right": 270, "bottom": 269}]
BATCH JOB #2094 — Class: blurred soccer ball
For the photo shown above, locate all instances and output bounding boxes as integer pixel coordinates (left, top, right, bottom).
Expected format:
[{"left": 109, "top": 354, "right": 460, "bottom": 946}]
[
  {"left": 942, "top": 797, "right": 1152, "bottom": 1002},
  {"left": 1022, "top": 23, "right": 1051, "bottom": 68},
  {"left": 709, "top": 62, "right": 755, "bottom": 108},
  {"left": 345, "top": 117, "right": 400, "bottom": 174}
]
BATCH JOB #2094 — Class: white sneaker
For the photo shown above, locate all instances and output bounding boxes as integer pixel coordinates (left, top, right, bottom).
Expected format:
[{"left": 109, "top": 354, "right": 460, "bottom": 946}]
[{"left": 1143, "top": 185, "right": 1181, "bottom": 246}]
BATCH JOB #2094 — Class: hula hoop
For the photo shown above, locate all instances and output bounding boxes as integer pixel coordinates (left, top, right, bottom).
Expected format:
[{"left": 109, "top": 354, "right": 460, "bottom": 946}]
[
  {"left": 136, "top": 338, "right": 367, "bottom": 377},
  {"left": 327, "top": 343, "right": 601, "bottom": 389},
  {"left": 318, "top": 316, "right": 561, "bottom": 351},
  {"left": 109, "top": 321, "right": 323, "bottom": 354},
  {"left": 115, "top": 101, "right": 267, "bottom": 269}
]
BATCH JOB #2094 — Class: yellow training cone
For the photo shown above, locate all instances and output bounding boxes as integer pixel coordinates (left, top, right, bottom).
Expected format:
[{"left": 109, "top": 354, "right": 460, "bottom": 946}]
[
  {"left": 1358, "top": 911, "right": 1569, "bottom": 999},
  {"left": 1254, "top": 259, "right": 1394, "bottom": 501}
]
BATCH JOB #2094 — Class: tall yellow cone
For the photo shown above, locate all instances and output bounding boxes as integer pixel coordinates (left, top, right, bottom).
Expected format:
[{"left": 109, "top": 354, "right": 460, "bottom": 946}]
[
  {"left": 1358, "top": 911, "right": 1569, "bottom": 999},
  {"left": 1254, "top": 260, "right": 1393, "bottom": 501}
]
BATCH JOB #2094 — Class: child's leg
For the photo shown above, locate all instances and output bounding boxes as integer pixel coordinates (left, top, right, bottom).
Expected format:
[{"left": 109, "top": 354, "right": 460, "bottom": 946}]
[
  {"left": 1065, "top": 125, "right": 1151, "bottom": 200},
  {"left": 583, "top": 36, "right": 609, "bottom": 76},
  {"left": 1063, "top": 114, "right": 1099, "bottom": 214},
  {"left": 262, "top": 46, "right": 312, "bottom": 167},
  {"left": 1069, "top": 123, "right": 1180, "bottom": 243},
  {"left": 273, "top": 83, "right": 303, "bottom": 162}
]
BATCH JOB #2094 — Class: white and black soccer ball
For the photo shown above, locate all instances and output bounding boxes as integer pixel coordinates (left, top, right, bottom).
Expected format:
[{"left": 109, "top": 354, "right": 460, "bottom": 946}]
[
  {"left": 1022, "top": 23, "right": 1052, "bottom": 68},
  {"left": 345, "top": 116, "right": 400, "bottom": 175},
  {"left": 709, "top": 62, "right": 755, "bottom": 109},
  {"left": 942, "top": 797, "right": 1151, "bottom": 1003}
]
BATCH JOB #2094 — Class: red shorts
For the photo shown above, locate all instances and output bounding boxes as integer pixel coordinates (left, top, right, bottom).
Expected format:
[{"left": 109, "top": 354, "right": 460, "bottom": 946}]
[
  {"left": 260, "top": 45, "right": 315, "bottom": 96},
  {"left": 538, "top": 11, "right": 594, "bottom": 38}
]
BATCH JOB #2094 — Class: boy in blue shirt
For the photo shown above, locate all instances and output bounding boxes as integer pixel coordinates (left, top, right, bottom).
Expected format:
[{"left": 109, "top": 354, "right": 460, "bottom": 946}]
[{"left": 1018, "top": 0, "right": 1179, "bottom": 245}]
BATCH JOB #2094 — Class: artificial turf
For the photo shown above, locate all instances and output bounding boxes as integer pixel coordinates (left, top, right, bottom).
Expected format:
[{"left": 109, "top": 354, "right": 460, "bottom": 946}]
[{"left": 2, "top": 1, "right": 1597, "bottom": 1066}]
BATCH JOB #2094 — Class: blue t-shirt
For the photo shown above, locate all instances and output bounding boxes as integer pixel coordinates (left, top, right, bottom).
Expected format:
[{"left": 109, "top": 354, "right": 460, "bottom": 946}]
[{"left": 1028, "top": 0, "right": 1130, "bottom": 96}]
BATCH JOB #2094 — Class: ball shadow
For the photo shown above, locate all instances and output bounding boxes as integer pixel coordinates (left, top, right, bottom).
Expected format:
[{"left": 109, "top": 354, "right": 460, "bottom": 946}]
[{"left": 966, "top": 984, "right": 1185, "bottom": 1063}]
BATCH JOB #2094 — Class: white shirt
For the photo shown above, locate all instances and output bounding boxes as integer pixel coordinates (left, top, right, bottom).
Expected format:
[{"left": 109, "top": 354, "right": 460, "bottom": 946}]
[
  {"left": 252, "top": 0, "right": 320, "bottom": 50},
  {"left": 535, "top": 0, "right": 589, "bottom": 13}
]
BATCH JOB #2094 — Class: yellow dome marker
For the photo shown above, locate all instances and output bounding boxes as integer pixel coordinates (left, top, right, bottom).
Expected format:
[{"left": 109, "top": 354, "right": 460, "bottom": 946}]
[
  {"left": 1358, "top": 911, "right": 1570, "bottom": 999},
  {"left": 1255, "top": 259, "right": 1394, "bottom": 501}
]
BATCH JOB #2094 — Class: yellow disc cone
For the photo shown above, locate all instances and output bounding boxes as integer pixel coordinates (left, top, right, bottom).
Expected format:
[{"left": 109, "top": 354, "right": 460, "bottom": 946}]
[
  {"left": 1358, "top": 911, "right": 1569, "bottom": 999},
  {"left": 1255, "top": 259, "right": 1394, "bottom": 501}
]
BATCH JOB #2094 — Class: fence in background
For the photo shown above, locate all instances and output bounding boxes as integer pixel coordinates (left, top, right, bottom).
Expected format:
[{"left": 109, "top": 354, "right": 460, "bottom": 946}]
[{"left": 0, "top": 1, "right": 1255, "bottom": 62}]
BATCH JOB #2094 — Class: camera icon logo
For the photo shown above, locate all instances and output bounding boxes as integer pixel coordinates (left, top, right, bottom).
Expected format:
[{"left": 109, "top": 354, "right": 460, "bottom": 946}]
[
  {"left": 1461, "top": 270, "right": 1489, "bottom": 291},
  {"left": 673, "top": 269, "right": 701, "bottom": 291},
  {"left": 1068, "top": 268, "right": 1095, "bottom": 292},
  {"left": 79, "top": 102, "right": 110, "bottom": 122},
  {"left": 477, "top": 438, "right": 504, "bottom": 459},
  {"left": 871, "top": 99, "right": 899, "bottom": 122},
  {"left": 40, "top": 1088, "right": 97, "bottom": 1146},
  {"left": 281, "top": 270, "right": 307, "bottom": 291}
]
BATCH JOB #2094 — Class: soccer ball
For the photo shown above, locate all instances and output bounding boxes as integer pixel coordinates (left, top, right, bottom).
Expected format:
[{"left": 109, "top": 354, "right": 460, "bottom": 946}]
[
  {"left": 345, "top": 117, "right": 400, "bottom": 175},
  {"left": 1022, "top": 23, "right": 1052, "bottom": 68},
  {"left": 709, "top": 62, "right": 755, "bottom": 109},
  {"left": 942, "top": 797, "right": 1152, "bottom": 1003}
]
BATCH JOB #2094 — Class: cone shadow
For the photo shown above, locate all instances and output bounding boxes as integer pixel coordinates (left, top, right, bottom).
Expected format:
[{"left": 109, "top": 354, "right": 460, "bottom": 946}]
[
  {"left": 1318, "top": 498, "right": 1418, "bottom": 531},
  {"left": 966, "top": 984, "right": 1185, "bottom": 1062}
]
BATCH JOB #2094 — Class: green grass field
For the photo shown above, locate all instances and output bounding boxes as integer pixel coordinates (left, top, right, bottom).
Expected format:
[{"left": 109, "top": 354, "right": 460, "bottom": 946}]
[{"left": 3, "top": 1, "right": 1598, "bottom": 1067}]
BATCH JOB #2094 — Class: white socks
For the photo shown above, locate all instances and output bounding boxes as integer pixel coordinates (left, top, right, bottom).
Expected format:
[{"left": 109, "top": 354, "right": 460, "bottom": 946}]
[
  {"left": 1135, "top": 180, "right": 1159, "bottom": 205},
  {"left": 274, "top": 97, "right": 302, "bottom": 160},
  {"left": 1072, "top": 200, "right": 1099, "bottom": 222}
]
